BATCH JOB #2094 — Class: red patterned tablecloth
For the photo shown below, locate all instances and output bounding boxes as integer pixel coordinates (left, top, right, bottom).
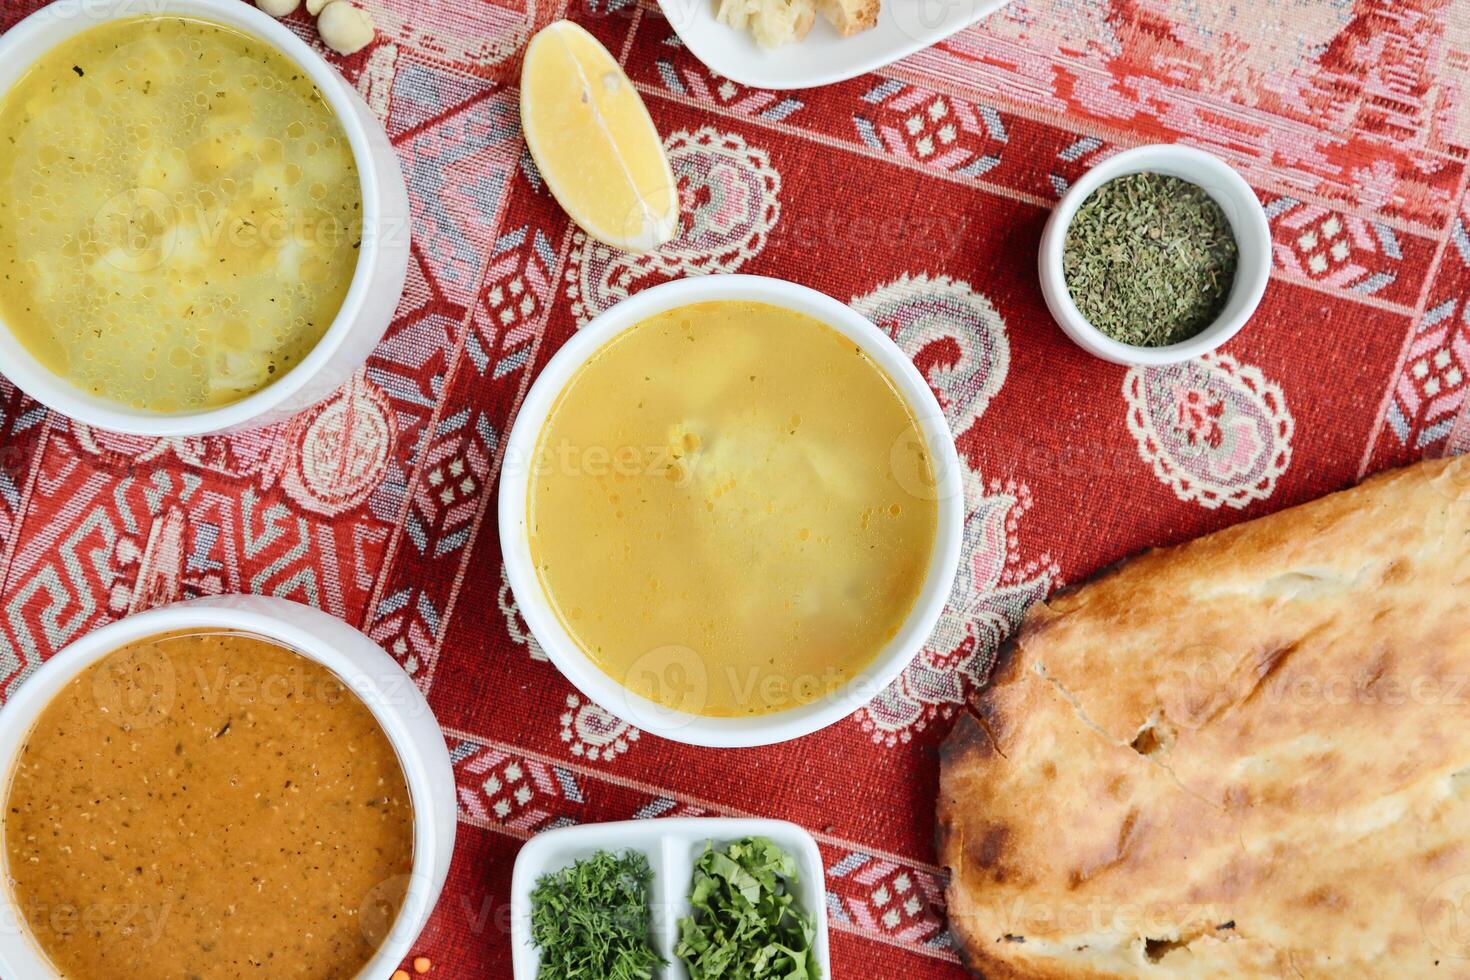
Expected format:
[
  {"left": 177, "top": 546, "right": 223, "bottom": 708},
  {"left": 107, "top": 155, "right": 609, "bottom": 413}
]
[{"left": 1, "top": 0, "right": 1467, "bottom": 976}]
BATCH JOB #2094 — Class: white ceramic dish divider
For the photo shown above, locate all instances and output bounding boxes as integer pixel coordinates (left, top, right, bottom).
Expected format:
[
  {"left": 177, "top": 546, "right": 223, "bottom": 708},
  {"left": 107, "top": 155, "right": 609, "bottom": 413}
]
[{"left": 511, "top": 818, "right": 831, "bottom": 979}]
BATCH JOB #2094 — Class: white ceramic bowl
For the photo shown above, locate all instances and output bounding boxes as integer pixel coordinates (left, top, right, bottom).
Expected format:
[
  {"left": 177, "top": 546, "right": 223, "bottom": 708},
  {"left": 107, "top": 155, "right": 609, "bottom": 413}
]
[
  {"left": 657, "top": 0, "right": 1011, "bottom": 90},
  {"left": 0, "top": 0, "right": 411, "bottom": 435},
  {"left": 1038, "top": 143, "right": 1271, "bottom": 366},
  {"left": 498, "top": 274, "right": 964, "bottom": 748},
  {"left": 0, "top": 595, "right": 456, "bottom": 979},
  {"left": 510, "top": 818, "right": 830, "bottom": 979}
]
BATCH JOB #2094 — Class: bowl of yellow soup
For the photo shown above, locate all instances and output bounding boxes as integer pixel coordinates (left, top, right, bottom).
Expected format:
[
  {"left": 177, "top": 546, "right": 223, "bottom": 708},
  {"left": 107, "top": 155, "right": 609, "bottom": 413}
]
[
  {"left": 0, "top": 595, "right": 456, "bottom": 979},
  {"left": 499, "top": 275, "right": 964, "bottom": 747},
  {"left": 0, "top": 0, "right": 410, "bottom": 435}
]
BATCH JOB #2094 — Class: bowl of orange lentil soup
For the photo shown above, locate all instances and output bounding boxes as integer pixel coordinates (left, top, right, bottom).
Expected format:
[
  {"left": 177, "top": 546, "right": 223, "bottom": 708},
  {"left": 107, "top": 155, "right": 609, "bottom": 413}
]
[{"left": 0, "top": 596, "right": 456, "bottom": 979}]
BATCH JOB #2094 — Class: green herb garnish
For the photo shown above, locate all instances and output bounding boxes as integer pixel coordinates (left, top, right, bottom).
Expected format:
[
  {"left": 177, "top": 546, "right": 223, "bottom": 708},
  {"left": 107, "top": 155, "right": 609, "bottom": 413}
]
[
  {"left": 1062, "top": 171, "right": 1239, "bottom": 347},
  {"left": 675, "top": 837, "right": 821, "bottom": 980},
  {"left": 530, "top": 850, "right": 664, "bottom": 980}
]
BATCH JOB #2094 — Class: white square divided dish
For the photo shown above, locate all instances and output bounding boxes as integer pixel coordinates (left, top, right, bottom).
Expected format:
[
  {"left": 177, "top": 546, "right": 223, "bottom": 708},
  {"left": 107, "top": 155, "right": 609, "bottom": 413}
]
[
  {"left": 655, "top": 0, "right": 1011, "bottom": 90},
  {"left": 511, "top": 818, "right": 831, "bottom": 978}
]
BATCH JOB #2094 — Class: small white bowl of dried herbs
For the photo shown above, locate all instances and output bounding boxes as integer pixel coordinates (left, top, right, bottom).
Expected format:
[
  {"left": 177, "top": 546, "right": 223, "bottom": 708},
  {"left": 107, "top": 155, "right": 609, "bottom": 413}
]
[{"left": 1039, "top": 143, "right": 1271, "bottom": 366}]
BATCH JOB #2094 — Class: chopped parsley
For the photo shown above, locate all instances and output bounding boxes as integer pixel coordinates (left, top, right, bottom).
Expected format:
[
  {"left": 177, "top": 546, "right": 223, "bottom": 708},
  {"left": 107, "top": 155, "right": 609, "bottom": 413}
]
[
  {"left": 676, "top": 837, "right": 821, "bottom": 979},
  {"left": 529, "top": 850, "right": 663, "bottom": 979}
]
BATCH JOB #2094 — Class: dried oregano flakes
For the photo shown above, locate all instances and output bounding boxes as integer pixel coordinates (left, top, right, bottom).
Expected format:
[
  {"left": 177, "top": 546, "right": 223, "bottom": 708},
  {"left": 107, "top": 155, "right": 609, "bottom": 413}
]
[{"left": 1062, "top": 171, "right": 1239, "bottom": 348}]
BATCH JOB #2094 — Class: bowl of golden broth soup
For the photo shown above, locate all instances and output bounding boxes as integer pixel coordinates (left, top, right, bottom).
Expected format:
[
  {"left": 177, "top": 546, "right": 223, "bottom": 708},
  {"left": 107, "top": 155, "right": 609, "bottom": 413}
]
[
  {"left": 0, "top": 595, "right": 456, "bottom": 979},
  {"left": 0, "top": 0, "right": 410, "bottom": 435},
  {"left": 499, "top": 275, "right": 964, "bottom": 747}
]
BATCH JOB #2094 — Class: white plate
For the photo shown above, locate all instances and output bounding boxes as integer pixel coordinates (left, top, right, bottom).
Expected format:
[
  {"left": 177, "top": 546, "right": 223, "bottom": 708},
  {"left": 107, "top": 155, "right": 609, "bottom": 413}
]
[
  {"left": 510, "top": 818, "right": 831, "bottom": 978},
  {"left": 657, "top": 0, "right": 1012, "bottom": 90}
]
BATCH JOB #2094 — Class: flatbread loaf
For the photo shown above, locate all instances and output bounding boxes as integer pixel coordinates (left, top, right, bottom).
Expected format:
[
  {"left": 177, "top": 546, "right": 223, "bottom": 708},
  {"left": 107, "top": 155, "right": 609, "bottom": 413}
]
[{"left": 938, "top": 456, "right": 1470, "bottom": 978}]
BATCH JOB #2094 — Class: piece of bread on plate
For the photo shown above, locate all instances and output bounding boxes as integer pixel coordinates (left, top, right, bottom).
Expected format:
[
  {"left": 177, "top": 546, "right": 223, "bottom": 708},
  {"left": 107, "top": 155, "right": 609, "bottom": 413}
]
[
  {"left": 816, "top": 0, "right": 877, "bottom": 36},
  {"left": 715, "top": 0, "right": 815, "bottom": 48},
  {"left": 938, "top": 455, "right": 1470, "bottom": 978}
]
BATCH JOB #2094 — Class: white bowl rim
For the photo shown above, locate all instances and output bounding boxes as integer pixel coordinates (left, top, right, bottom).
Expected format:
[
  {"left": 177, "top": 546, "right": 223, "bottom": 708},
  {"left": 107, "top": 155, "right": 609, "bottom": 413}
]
[
  {"left": 0, "top": 597, "right": 445, "bottom": 979},
  {"left": 1038, "top": 143, "right": 1272, "bottom": 366},
  {"left": 497, "top": 273, "right": 965, "bottom": 748},
  {"left": 0, "top": 0, "right": 384, "bottom": 436}
]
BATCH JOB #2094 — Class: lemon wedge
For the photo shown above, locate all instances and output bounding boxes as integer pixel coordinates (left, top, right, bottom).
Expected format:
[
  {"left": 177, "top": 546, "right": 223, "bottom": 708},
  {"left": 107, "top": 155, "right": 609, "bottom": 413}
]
[{"left": 520, "top": 21, "right": 679, "bottom": 253}]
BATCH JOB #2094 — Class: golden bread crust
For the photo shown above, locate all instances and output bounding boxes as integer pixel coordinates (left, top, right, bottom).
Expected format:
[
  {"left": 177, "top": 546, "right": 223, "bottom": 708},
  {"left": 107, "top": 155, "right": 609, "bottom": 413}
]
[{"left": 939, "top": 456, "right": 1470, "bottom": 978}]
